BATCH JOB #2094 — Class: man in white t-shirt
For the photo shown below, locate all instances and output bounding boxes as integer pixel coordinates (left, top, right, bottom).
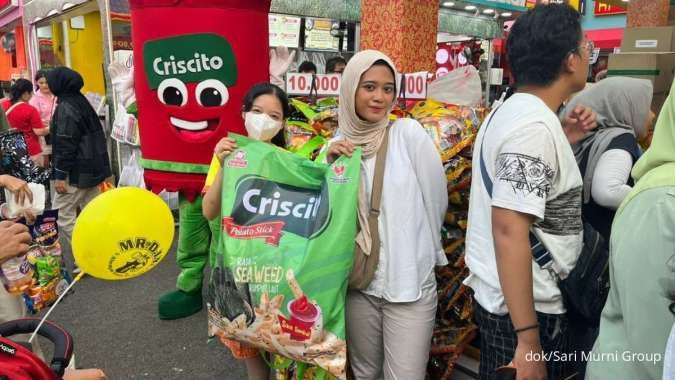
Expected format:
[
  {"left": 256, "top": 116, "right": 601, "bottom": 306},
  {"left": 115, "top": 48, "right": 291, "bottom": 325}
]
[{"left": 465, "top": 4, "right": 595, "bottom": 379}]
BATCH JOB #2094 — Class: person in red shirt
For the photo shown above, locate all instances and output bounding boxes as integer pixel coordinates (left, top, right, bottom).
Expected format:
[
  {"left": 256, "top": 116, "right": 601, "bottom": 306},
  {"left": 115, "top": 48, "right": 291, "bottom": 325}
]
[{"left": 1, "top": 79, "right": 49, "bottom": 167}]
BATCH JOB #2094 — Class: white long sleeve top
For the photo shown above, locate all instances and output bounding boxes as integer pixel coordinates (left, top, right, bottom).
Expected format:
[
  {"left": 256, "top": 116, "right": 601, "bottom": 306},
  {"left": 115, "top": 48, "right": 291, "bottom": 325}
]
[
  {"left": 591, "top": 149, "right": 634, "bottom": 210},
  {"left": 354, "top": 118, "right": 448, "bottom": 302}
]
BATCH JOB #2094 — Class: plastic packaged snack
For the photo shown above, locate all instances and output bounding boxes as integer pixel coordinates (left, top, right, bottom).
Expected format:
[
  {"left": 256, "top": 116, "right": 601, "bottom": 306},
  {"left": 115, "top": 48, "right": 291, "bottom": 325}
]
[{"left": 207, "top": 135, "right": 360, "bottom": 379}]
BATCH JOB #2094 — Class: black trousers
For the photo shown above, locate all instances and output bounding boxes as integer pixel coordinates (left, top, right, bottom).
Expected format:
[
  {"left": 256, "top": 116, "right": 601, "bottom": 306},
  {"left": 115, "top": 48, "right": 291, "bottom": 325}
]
[{"left": 474, "top": 302, "right": 568, "bottom": 380}]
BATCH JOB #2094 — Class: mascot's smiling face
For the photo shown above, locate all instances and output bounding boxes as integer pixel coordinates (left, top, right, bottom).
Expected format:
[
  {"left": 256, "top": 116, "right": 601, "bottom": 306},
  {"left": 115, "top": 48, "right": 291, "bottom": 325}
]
[{"left": 143, "top": 33, "right": 237, "bottom": 143}]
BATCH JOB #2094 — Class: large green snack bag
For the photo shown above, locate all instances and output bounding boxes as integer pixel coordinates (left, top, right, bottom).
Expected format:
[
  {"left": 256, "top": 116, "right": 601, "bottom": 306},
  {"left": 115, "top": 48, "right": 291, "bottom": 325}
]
[{"left": 207, "top": 134, "right": 360, "bottom": 379}]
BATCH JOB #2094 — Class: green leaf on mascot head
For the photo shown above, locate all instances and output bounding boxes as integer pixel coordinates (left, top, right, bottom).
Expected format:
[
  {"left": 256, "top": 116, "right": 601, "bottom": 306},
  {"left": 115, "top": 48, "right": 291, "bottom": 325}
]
[{"left": 143, "top": 33, "right": 237, "bottom": 89}]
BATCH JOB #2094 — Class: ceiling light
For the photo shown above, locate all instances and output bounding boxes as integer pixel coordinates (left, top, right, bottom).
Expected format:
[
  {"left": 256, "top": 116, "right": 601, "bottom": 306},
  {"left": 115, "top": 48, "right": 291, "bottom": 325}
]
[
  {"left": 483, "top": 9, "right": 495, "bottom": 14},
  {"left": 465, "top": 5, "right": 477, "bottom": 10},
  {"left": 442, "top": 1, "right": 455, "bottom": 6},
  {"left": 501, "top": 12, "right": 513, "bottom": 17}
]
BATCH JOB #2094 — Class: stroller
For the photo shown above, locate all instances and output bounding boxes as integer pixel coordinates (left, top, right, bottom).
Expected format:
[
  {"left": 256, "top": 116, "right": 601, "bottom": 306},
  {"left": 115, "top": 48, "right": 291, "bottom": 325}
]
[{"left": 0, "top": 318, "right": 73, "bottom": 380}]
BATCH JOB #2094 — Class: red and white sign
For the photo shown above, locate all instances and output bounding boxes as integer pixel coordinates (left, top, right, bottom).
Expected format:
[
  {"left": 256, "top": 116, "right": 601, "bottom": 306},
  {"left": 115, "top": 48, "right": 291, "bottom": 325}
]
[
  {"left": 286, "top": 73, "right": 341, "bottom": 96},
  {"left": 286, "top": 72, "right": 428, "bottom": 100},
  {"left": 222, "top": 217, "right": 285, "bottom": 246},
  {"left": 594, "top": 1, "right": 626, "bottom": 16},
  {"left": 398, "top": 72, "right": 428, "bottom": 100}
]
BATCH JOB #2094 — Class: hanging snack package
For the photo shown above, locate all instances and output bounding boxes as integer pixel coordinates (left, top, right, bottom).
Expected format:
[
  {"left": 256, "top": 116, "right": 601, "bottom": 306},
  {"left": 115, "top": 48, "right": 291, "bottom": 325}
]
[
  {"left": 31, "top": 210, "right": 60, "bottom": 247},
  {"left": 207, "top": 134, "right": 360, "bottom": 379},
  {"left": 23, "top": 210, "right": 70, "bottom": 313}
]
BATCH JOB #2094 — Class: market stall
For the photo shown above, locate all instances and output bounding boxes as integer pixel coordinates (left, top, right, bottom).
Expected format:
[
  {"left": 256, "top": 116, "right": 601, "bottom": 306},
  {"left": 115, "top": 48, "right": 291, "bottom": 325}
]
[
  {"left": 270, "top": 0, "right": 360, "bottom": 73},
  {"left": 0, "top": 0, "right": 29, "bottom": 86},
  {"left": 437, "top": 0, "right": 526, "bottom": 106}
]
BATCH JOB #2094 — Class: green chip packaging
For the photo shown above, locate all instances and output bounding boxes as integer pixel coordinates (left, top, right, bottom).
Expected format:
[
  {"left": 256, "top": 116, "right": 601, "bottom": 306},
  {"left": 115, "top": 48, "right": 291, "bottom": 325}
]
[{"left": 207, "top": 135, "right": 361, "bottom": 379}]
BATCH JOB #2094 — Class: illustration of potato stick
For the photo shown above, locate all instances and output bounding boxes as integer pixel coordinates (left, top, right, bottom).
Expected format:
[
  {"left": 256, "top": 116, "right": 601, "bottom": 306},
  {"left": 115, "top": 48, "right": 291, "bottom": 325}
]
[
  {"left": 271, "top": 317, "right": 281, "bottom": 335},
  {"left": 315, "top": 355, "right": 347, "bottom": 371},
  {"left": 282, "top": 343, "right": 307, "bottom": 359},
  {"left": 270, "top": 294, "right": 285, "bottom": 310},
  {"left": 310, "top": 313, "right": 324, "bottom": 342},
  {"left": 233, "top": 314, "right": 247, "bottom": 330},
  {"left": 305, "top": 333, "right": 342, "bottom": 355},
  {"left": 275, "top": 333, "right": 307, "bottom": 347},
  {"left": 286, "top": 269, "right": 304, "bottom": 299},
  {"left": 270, "top": 334, "right": 293, "bottom": 358},
  {"left": 260, "top": 292, "right": 270, "bottom": 312},
  {"left": 257, "top": 320, "right": 273, "bottom": 332}
]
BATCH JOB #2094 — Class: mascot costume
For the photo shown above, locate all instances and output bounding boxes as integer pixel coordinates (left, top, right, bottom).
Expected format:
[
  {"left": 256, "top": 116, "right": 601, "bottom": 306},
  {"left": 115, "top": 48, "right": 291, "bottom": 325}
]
[{"left": 127, "top": 0, "right": 275, "bottom": 319}]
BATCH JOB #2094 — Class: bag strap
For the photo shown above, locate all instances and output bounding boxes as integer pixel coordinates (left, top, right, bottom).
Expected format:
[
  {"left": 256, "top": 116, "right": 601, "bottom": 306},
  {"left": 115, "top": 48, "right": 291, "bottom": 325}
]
[
  {"left": 478, "top": 107, "right": 500, "bottom": 198},
  {"left": 477, "top": 107, "right": 555, "bottom": 271},
  {"left": 366, "top": 126, "right": 390, "bottom": 256},
  {"left": 397, "top": 73, "right": 407, "bottom": 108},
  {"left": 308, "top": 74, "right": 319, "bottom": 104}
]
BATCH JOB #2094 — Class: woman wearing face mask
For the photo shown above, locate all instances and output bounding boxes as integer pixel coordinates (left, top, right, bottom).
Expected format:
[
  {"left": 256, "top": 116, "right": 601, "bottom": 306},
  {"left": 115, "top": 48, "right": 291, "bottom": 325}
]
[
  {"left": 327, "top": 51, "right": 448, "bottom": 379},
  {"left": 29, "top": 70, "right": 56, "bottom": 163},
  {"left": 202, "top": 82, "right": 288, "bottom": 380}
]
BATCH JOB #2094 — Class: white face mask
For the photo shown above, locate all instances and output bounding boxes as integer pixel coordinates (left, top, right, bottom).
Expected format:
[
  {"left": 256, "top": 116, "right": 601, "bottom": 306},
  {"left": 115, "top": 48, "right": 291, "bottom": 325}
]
[{"left": 244, "top": 112, "right": 283, "bottom": 141}]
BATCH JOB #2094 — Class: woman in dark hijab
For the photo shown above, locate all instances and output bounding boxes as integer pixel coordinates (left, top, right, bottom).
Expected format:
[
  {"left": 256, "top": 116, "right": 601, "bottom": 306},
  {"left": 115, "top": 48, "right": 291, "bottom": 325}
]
[{"left": 47, "top": 67, "right": 111, "bottom": 275}]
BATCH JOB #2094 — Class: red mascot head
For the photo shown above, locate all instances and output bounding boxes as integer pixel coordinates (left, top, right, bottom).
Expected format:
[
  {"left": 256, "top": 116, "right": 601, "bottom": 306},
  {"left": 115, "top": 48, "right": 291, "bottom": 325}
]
[{"left": 130, "top": 0, "right": 271, "bottom": 200}]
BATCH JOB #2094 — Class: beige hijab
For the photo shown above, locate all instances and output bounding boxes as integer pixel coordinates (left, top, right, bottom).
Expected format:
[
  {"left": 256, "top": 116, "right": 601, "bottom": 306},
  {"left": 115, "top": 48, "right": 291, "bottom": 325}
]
[
  {"left": 337, "top": 50, "right": 398, "bottom": 256},
  {"left": 338, "top": 50, "right": 398, "bottom": 159}
]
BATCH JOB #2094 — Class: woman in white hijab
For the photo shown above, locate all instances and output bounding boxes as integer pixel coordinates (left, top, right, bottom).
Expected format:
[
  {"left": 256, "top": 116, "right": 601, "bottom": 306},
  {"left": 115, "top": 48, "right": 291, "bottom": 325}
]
[{"left": 327, "top": 50, "right": 447, "bottom": 379}]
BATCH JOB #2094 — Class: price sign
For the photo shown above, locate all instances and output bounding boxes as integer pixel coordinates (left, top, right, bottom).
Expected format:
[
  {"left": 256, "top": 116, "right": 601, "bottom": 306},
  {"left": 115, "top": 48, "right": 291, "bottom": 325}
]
[
  {"left": 397, "top": 72, "right": 428, "bottom": 100},
  {"left": 286, "top": 73, "right": 341, "bottom": 96},
  {"left": 286, "top": 72, "right": 429, "bottom": 100}
]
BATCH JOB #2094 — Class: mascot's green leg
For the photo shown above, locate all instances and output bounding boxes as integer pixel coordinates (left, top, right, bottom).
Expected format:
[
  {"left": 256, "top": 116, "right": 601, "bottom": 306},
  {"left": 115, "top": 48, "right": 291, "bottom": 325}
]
[{"left": 158, "top": 194, "right": 220, "bottom": 320}]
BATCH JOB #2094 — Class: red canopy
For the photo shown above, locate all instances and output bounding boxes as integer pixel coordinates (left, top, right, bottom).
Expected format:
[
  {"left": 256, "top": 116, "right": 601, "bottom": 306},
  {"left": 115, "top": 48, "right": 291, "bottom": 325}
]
[{"left": 586, "top": 28, "right": 624, "bottom": 50}]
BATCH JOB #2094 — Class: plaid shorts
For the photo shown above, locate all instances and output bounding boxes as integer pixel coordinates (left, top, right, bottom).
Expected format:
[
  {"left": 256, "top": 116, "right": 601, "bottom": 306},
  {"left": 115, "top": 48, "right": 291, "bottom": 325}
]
[{"left": 474, "top": 302, "right": 568, "bottom": 380}]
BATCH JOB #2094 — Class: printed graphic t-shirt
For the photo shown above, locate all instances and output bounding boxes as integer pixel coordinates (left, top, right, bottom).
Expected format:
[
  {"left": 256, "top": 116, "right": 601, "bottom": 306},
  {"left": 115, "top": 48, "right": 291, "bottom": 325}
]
[{"left": 464, "top": 93, "right": 583, "bottom": 315}]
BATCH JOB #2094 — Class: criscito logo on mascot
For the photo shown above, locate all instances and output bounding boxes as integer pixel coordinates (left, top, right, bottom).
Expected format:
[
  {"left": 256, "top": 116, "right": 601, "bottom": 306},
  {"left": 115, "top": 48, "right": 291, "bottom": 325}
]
[{"left": 143, "top": 33, "right": 237, "bottom": 144}]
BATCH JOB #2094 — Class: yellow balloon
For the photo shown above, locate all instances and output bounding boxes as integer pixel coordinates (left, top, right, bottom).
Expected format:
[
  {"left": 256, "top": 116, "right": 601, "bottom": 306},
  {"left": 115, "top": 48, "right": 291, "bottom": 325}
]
[{"left": 72, "top": 187, "right": 175, "bottom": 280}]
